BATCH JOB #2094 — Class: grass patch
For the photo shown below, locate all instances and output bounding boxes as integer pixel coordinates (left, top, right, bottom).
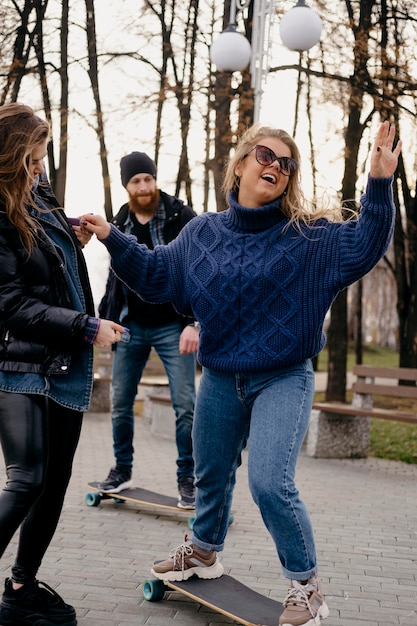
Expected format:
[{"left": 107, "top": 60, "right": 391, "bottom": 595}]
[
  {"left": 316, "top": 343, "right": 399, "bottom": 371},
  {"left": 315, "top": 344, "right": 417, "bottom": 465},
  {"left": 370, "top": 419, "right": 417, "bottom": 464}
]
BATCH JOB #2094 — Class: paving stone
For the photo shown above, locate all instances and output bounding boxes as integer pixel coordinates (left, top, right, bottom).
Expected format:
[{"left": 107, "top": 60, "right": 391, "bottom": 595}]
[{"left": 0, "top": 408, "right": 416, "bottom": 625}]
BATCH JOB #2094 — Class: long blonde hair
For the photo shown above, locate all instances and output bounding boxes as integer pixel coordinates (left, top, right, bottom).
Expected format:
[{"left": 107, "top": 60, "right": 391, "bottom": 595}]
[
  {"left": 0, "top": 102, "right": 50, "bottom": 253},
  {"left": 222, "top": 124, "right": 346, "bottom": 225}
]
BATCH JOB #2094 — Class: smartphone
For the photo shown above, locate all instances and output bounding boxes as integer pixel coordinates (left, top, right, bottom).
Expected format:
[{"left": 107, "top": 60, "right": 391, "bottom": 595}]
[
  {"left": 67, "top": 217, "right": 80, "bottom": 226},
  {"left": 120, "top": 328, "right": 131, "bottom": 343}
]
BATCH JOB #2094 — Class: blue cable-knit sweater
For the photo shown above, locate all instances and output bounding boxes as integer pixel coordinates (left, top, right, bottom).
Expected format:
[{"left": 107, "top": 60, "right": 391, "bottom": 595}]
[{"left": 101, "top": 176, "right": 394, "bottom": 373}]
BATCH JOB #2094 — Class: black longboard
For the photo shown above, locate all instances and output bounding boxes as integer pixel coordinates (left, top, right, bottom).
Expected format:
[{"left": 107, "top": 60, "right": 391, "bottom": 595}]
[
  {"left": 142, "top": 574, "right": 283, "bottom": 625},
  {"left": 86, "top": 482, "right": 194, "bottom": 513}
]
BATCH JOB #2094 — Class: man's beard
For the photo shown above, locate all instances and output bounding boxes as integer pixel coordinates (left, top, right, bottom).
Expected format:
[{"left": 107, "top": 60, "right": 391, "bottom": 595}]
[{"left": 128, "top": 189, "right": 160, "bottom": 217}]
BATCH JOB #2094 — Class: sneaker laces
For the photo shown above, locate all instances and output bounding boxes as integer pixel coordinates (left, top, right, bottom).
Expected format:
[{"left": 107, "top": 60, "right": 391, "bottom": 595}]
[
  {"left": 169, "top": 538, "right": 194, "bottom": 571},
  {"left": 283, "top": 581, "right": 318, "bottom": 617}
]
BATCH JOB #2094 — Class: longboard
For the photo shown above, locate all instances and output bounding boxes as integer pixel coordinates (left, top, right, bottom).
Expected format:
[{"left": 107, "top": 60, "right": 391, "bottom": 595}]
[
  {"left": 86, "top": 481, "right": 194, "bottom": 514},
  {"left": 85, "top": 483, "right": 234, "bottom": 529},
  {"left": 142, "top": 574, "right": 283, "bottom": 625}
]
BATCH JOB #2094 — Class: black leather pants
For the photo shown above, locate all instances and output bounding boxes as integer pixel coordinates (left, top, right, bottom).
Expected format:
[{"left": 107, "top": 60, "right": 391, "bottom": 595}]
[{"left": 0, "top": 391, "right": 82, "bottom": 583}]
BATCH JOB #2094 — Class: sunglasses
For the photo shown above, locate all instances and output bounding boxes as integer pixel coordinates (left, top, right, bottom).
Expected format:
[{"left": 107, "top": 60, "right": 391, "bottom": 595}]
[{"left": 244, "top": 144, "right": 298, "bottom": 176}]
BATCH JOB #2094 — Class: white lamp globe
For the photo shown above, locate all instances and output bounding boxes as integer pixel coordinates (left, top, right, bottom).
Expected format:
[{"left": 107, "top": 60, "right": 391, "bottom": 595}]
[
  {"left": 210, "top": 25, "right": 252, "bottom": 72},
  {"left": 279, "top": 1, "right": 322, "bottom": 52}
]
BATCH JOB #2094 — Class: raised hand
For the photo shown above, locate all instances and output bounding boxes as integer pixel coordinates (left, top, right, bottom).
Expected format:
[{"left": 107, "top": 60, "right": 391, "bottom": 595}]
[{"left": 370, "top": 121, "right": 402, "bottom": 179}]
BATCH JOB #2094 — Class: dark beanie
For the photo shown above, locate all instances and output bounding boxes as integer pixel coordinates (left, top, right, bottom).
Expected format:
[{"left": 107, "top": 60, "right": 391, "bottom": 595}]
[{"left": 120, "top": 151, "right": 157, "bottom": 187}]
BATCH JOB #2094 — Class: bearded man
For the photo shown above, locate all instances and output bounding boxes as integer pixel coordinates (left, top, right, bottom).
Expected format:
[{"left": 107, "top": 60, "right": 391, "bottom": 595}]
[{"left": 97, "top": 151, "right": 198, "bottom": 508}]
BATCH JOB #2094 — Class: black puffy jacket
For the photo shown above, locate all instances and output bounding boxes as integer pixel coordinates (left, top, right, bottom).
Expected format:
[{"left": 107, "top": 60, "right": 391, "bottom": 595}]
[{"left": 0, "top": 186, "right": 95, "bottom": 375}]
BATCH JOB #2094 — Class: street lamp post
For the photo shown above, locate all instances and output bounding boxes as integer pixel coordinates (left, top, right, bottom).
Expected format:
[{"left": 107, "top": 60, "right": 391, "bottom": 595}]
[{"left": 210, "top": 0, "right": 322, "bottom": 122}]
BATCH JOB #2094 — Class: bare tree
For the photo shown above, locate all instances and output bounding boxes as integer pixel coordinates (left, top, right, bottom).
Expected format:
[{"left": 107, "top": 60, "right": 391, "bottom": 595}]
[
  {"left": 46, "top": 0, "right": 68, "bottom": 201},
  {"left": 325, "top": 0, "right": 376, "bottom": 401},
  {"left": 2, "top": 0, "right": 417, "bottom": 371},
  {"left": 0, "top": 0, "right": 44, "bottom": 105},
  {"left": 84, "top": 0, "right": 112, "bottom": 219},
  {"left": 141, "top": 0, "right": 202, "bottom": 208},
  {"left": 0, "top": 0, "right": 67, "bottom": 202},
  {"left": 209, "top": 0, "right": 255, "bottom": 211},
  {"left": 269, "top": 0, "right": 417, "bottom": 394}
]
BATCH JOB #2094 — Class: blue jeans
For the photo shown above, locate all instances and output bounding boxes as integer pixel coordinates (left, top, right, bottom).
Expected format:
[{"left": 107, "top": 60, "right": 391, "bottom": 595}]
[
  {"left": 111, "top": 320, "right": 195, "bottom": 481},
  {"left": 191, "top": 361, "right": 318, "bottom": 581}
]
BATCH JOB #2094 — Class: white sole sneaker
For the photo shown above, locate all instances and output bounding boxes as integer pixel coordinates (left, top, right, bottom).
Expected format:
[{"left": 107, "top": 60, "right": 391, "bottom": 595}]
[
  {"left": 99, "top": 479, "right": 133, "bottom": 493},
  {"left": 151, "top": 558, "right": 224, "bottom": 582}
]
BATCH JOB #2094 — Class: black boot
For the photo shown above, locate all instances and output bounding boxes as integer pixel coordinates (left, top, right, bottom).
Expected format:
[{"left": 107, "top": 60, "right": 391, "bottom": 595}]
[{"left": 0, "top": 578, "right": 77, "bottom": 625}]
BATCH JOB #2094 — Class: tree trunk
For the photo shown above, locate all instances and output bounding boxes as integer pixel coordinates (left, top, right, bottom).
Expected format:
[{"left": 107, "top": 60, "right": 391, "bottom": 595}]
[
  {"left": 326, "top": 0, "right": 374, "bottom": 402},
  {"left": 212, "top": 71, "right": 233, "bottom": 212},
  {"left": 396, "top": 157, "right": 417, "bottom": 368},
  {"left": 54, "top": 0, "right": 69, "bottom": 204},
  {"left": 85, "top": 0, "right": 112, "bottom": 220},
  {"left": 0, "top": 0, "right": 38, "bottom": 105},
  {"left": 326, "top": 289, "right": 348, "bottom": 401},
  {"left": 355, "top": 280, "right": 363, "bottom": 365}
]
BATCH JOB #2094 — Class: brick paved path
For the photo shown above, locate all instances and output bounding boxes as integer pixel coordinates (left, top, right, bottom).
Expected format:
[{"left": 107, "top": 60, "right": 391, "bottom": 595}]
[{"left": 1, "top": 411, "right": 416, "bottom": 626}]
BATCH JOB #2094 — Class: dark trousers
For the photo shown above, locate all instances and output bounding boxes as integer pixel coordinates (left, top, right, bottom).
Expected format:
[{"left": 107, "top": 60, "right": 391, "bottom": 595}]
[{"left": 0, "top": 391, "right": 82, "bottom": 583}]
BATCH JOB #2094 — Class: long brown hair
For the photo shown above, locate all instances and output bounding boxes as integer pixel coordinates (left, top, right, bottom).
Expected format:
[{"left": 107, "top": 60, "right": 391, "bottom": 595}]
[
  {"left": 222, "top": 124, "right": 345, "bottom": 225},
  {"left": 0, "top": 102, "right": 50, "bottom": 253}
]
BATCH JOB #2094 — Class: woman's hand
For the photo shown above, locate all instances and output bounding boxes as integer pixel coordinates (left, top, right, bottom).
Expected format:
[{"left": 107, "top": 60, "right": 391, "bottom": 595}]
[
  {"left": 370, "top": 121, "right": 402, "bottom": 179},
  {"left": 80, "top": 214, "right": 111, "bottom": 240},
  {"left": 72, "top": 224, "right": 93, "bottom": 248},
  {"left": 94, "top": 319, "right": 126, "bottom": 348}
]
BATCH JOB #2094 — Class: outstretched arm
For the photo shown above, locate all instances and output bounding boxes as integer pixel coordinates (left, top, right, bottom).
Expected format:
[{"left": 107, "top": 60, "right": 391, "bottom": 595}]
[
  {"left": 80, "top": 211, "right": 173, "bottom": 306},
  {"left": 369, "top": 121, "right": 402, "bottom": 179}
]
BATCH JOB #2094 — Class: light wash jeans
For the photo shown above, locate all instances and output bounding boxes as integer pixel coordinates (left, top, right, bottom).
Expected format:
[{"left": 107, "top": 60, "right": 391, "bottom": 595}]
[
  {"left": 191, "top": 360, "right": 318, "bottom": 580},
  {"left": 111, "top": 320, "right": 196, "bottom": 481}
]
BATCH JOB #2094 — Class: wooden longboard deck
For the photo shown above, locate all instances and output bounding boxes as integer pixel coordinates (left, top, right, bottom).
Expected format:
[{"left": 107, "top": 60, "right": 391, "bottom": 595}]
[
  {"left": 87, "top": 482, "right": 194, "bottom": 513},
  {"left": 166, "top": 574, "right": 283, "bottom": 625}
]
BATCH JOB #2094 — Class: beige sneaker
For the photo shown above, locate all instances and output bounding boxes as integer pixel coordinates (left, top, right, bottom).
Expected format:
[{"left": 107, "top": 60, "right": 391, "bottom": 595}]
[
  {"left": 279, "top": 578, "right": 329, "bottom": 626},
  {"left": 151, "top": 536, "right": 224, "bottom": 581}
]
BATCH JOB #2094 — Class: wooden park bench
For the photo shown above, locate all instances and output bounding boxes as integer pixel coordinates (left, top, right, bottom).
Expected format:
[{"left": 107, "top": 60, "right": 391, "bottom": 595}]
[
  {"left": 313, "top": 365, "right": 417, "bottom": 424},
  {"left": 306, "top": 365, "right": 417, "bottom": 458}
]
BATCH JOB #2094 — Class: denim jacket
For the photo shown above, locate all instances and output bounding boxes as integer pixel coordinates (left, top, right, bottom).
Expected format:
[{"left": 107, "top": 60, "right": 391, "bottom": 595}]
[{"left": 0, "top": 178, "right": 95, "bottom": 411}]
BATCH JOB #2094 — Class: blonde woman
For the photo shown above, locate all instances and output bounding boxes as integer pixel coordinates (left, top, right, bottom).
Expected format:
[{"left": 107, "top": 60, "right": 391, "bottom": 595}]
[{"left": 83, "top": 121, "right": 401, "bottom": 626}]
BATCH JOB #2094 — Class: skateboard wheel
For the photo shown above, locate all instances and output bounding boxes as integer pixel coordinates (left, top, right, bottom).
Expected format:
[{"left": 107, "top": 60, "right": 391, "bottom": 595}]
[
  {"left": 113, "top": 497, "right": 125, "bottom": 504},
  {"left": 142, "top": 578, "right": 165, "bottom": 602},
  {"left": 85, "top": 491, "right": 101, "bottom": 507},
  {"left": 228, "top": 514, "right": 234, "bottom": 526}
]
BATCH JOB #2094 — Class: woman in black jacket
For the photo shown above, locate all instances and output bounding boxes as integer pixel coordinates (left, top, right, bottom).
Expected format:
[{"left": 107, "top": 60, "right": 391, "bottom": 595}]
[{"left": 0, "top": 102, "right": 125, "bottom": 626}]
